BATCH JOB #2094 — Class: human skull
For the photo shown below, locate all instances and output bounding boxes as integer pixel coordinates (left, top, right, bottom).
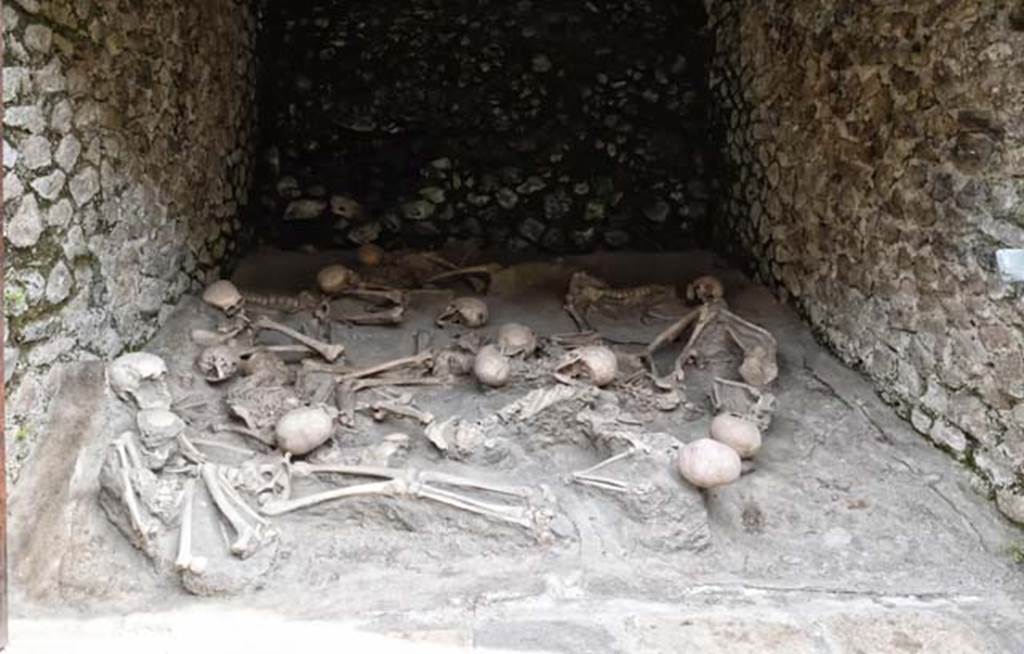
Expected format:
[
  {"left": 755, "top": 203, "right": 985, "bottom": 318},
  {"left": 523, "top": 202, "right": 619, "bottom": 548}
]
[
  {"left": 436, "top": 297, "right": 489, "bottom": 328},
  {"left": 554, "top": 345, "right": 618, "bottom": 387},
  {"left": 136, "top": 408, "right": 185, "bottom": 469},
  {"left": 685, "top": 275, "right": 725, "bottom": 304},
  {"left": 317, "top": 264, "right": 361, "bottom": 296},
  {"left": 677, "top": 438, "right": 742, "bottom": 489},
  {"left": 108, "top": 352, "right": 172, "bottom": 410},
  {"left": 495, "top": 322, "right": 538, "bottom": 357},
  {"left": 473, "top": 345, "right": 511, "bottom": 388},
  {"left": 275, "top": 404, "right": 338, "bottom": 456},
  {"left": 196, "top": 345, "right": 240, "bottom": 383},
  {"left": 709, "top": 413, "right": 762, "bottom": 458},
  {"left": 202, "top": 280, "right": 244, "bottom": 315}
]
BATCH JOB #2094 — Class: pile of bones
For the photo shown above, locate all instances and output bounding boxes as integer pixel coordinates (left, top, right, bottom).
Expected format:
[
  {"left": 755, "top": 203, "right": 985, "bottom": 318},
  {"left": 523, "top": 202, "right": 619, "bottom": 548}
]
[{"left": 99, "top": 244, "right": 780, "bottom": 591}]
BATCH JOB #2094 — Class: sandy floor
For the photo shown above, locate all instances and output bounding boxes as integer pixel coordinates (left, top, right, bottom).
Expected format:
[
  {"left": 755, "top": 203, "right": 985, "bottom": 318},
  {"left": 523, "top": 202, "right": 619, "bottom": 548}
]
[{"left": 8, "top": 250, "right": 1024, "bottom": 652}]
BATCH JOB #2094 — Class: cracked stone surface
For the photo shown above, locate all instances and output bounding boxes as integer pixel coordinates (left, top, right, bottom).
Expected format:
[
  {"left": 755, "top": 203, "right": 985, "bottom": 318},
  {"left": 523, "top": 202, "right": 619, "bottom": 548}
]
[{"left": 10, "top": 251, "right": 1024, "bottom": 653}]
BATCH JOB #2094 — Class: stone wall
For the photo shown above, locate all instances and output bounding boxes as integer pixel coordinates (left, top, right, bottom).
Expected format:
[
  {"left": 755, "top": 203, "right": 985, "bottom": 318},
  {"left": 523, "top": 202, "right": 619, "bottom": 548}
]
[
  {"left": 254, "top": 0, "right": 710, "bottom": 253},
  {"left": 2, "top": 0, "right": 258, "bottom": 480},
  {"left": 707, "top": 0, "right": 1024, "bottom": 522}
]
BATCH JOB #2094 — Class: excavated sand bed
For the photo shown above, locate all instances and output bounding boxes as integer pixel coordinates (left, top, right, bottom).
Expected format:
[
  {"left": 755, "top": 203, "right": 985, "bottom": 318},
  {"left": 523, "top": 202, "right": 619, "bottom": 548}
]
[{"left": 9, "top": 251, "right": 1024, "bottom": 653}]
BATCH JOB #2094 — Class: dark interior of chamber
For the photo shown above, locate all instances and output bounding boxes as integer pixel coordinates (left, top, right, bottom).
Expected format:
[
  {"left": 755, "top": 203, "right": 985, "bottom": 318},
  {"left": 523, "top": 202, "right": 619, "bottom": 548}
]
[{"left": 250, "top": 0, "right": 712, "bottom": 255}]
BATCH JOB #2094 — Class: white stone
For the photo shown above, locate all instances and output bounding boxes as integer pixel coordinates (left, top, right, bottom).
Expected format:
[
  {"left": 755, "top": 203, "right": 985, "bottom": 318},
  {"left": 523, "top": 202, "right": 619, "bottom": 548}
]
[
  {"left": 45, "top": 261, "right": 74, "bottom": 304},
  {"left": 50, "top": 99, "right": 73, "bottom": 133},
  {"left": 46, "top": 198, "right": 73, "bottom": 228},
  {"left": 13, "top": 0, "right": 40, "bottom": 14},
  {"left": 62, "top": 225, "right": 87, "bottom": 259},
  {"left": 28, "top": 337, "right": 75, "bottom": 367},
  {"left": 910, "top": 407, "right": 933, "bottom": 434},
  {"left": 996, "top": 489, "right": 1024, "bottom": 525},
  {"left": 30, "top": 169, "right": 66, "bottom": 200},
  {"left": 2, "top": 5, "right": 20, "bottom": 32},
  {"left": 4, "top": 140, "right": 18, "bottom": 169},
  {"left": 69, "top": 166, "right": 100, "bottom": 206},
  {"left": 2, "top": 67, "right": 30, "bottom": 103},
  {"left": 54, "top": 134, "right": 81, "bottom": 171},
  {"left": 20, "top": 135, "right": 51, "bottom": 170},
  {"left": 7, "top": 194, "right": 44, "bottom": 248},
  {"left": 4, "top": 171, "right": 24, "bottom": 200},
  {"left": 5, "top": 105, "right": 46, "bottom": 133},
  {"left": 23, "top": 24, "right": 52, "bottom": 54},
  {"left": 929, "top": 420, "right": 968, "bottom": 454},
  {"left": 33, "top": 57, "right": 65, "bottom": 94}
]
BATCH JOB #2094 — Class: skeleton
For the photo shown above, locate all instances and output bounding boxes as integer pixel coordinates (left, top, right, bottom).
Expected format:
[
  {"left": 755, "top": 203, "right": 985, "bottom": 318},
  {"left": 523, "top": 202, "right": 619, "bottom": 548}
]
[
  {"left": 563, "top": 271, "right": 677, "bottom": 331},
  {"left": 108, "top": 352, "right": 173, "bottom": 410},
  {"left": 645, "top": 275, "right": 779, "bottom": 388},
  {"left": 258, "top": 462, "right": 552, "bottom": 537},
  {"left": 554, "top": 345, "right": 618, "bottom": 387},
  {"left": 201, "top": 279, "right": 328, "bottom": 318},
  {"left": 436, "top": 297, "right": 489, "bottom": 328}
]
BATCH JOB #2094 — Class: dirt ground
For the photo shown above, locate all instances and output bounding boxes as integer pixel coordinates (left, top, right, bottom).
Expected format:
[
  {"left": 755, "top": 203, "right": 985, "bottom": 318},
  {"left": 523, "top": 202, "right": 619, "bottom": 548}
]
[{"left": 8, "top": 250, "right": 1024, "bottom": 653}]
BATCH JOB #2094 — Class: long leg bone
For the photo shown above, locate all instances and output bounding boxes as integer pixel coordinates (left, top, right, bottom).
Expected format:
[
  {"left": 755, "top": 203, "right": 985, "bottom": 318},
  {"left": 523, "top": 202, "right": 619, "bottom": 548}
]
[
  {"left": 253, "top": 316, "right": 345, "bottom": 362},
  {"left": 335, "top": 351, "right": 434, "bottom": 382},
  {"left": 200, "top": 464, "right": 270, "bottom": 558},
  {"left": 332, "top": 305, "right": 405, "bottom": 326},
  {"left": 340, "top": 287, "right": 406, "bottom": 306},
  {"left": 424, "top": 264, "right": 499, "bottom": 293},
  {"left": 570, "top": 449, "right": 638, "bottom": 493},
  {"left": 260, "top": 465, "right": 535, "bottom": 528},
  {"left": 175, "top": 478, "right": 208, "bottom": 574},
  {"left": 114, "top": 438, "right": 159, "bottom": 547}
]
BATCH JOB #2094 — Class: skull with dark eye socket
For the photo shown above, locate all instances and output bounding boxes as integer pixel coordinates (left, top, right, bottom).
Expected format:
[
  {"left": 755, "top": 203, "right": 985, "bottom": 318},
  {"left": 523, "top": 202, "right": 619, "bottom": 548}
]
[
  {"left": 197, "top": 345, "right": 240, "bottom": 383},
  {"left": 436, "top": 297, "right": 489, "bottom": 328},
  {"left": 554, "top": 345, "right": 618, "bottom": 387},
  {"left": 685, "top": 275, "right": 724, "bottom": 305}
]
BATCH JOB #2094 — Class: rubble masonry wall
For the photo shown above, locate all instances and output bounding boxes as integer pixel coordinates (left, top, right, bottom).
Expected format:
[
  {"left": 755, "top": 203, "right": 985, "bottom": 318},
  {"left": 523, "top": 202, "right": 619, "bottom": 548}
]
[
  {"left": 2, "top": 0, "right": 258, "bottom": 480},
  {"left": 708, "top": 0, "right": 1024, "bottom": 522}
]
